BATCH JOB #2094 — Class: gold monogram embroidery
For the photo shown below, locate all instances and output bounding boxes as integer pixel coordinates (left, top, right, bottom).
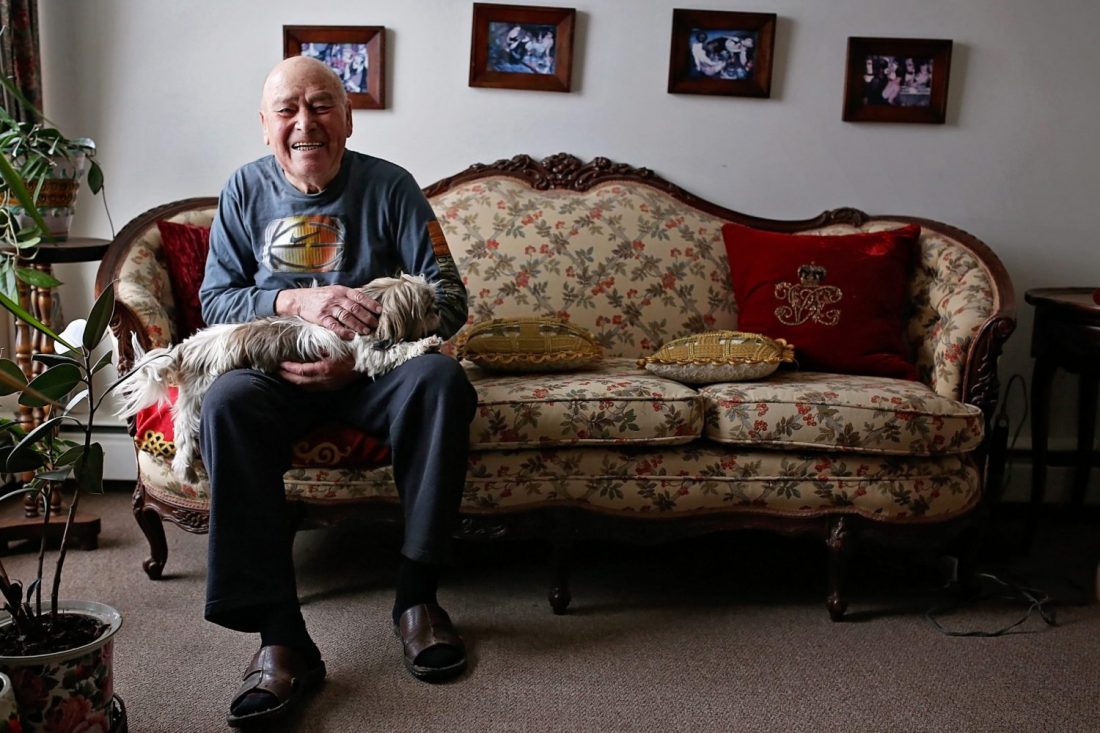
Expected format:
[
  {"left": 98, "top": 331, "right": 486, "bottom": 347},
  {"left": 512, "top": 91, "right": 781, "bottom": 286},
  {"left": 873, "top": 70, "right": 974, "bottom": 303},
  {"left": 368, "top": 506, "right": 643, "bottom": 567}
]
[{"left": 774, "top": 263, "right": 843, "bottom": 326}]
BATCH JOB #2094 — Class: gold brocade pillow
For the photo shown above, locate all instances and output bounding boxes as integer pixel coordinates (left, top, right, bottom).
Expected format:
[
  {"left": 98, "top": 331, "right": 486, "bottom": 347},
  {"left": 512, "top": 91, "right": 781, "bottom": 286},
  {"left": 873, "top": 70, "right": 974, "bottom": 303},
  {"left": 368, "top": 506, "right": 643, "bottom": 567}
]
[
  {"left": 637, "top": 331, "right": 795, "bottom": 384},
  {"left": 454, "top": 317, "right": 603, "bottom": 372}
]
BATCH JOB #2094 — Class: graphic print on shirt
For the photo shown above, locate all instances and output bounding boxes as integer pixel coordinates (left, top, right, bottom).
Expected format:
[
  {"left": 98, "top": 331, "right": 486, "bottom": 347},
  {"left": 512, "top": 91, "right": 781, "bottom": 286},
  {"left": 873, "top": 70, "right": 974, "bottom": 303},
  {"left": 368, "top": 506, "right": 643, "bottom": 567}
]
[
  {"left": 262, "top": 215, "right": 346, "bottom": 273},
  {"left": 427, "top": 219, "right": 468, "bottom": 329}
]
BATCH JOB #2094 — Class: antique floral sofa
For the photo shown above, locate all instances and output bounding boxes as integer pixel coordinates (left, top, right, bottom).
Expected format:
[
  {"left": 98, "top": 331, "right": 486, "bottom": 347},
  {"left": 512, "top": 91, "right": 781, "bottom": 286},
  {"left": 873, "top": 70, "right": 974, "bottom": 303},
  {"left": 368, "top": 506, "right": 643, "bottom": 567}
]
[{"left": 96, "top": 153, "right": 1015, "bottom": 619}]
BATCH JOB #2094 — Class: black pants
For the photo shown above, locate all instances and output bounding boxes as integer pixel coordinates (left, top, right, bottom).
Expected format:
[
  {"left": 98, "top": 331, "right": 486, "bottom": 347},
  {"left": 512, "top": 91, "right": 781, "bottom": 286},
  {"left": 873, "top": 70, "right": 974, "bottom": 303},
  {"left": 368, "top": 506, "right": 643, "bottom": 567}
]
[{"left": 200, "top": 353, "right": 477, "bottom": 631}]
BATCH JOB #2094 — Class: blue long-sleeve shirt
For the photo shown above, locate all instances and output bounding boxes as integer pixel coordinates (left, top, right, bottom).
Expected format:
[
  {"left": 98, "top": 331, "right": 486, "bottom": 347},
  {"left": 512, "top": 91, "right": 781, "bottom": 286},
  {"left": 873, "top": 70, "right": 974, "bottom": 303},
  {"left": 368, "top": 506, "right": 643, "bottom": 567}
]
[{"left": 200, "top": 151, "right": 467, "bottom": 339}]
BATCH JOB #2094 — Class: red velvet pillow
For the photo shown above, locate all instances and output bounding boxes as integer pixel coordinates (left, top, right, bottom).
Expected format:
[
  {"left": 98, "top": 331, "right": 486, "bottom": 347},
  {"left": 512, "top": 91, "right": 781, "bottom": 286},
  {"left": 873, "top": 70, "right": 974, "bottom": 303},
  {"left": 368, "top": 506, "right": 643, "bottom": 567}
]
[
  {"left": 721, "top": 222, "right": 921, "bottom": 380},
  {"left": 156, "top": 220, "right": 211, "bottom": 337}
]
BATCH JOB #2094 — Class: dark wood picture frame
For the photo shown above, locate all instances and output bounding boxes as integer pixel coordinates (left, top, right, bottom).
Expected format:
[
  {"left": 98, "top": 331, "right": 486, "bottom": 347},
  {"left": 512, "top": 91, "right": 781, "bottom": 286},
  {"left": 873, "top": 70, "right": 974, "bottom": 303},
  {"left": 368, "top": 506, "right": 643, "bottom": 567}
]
[
  {"left": 667, "top": 9, "right": 777, "bottom": 98},
  {"left": 842, "top": 37, "right": 952, "bottom": 123},
  {"left": 284, "top": 25, "right": 386, "bottom": 110},
  {"left": 469, "top": 3, "right": 576, "bottom": 92}
]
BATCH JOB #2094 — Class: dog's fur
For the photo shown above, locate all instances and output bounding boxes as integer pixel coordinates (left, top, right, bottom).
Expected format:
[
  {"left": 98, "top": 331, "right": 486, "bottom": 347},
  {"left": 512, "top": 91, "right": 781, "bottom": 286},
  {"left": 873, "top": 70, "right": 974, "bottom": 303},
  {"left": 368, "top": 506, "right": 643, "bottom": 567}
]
[{"left": 117, "top": 273, "right": 443, "bottom": 483}]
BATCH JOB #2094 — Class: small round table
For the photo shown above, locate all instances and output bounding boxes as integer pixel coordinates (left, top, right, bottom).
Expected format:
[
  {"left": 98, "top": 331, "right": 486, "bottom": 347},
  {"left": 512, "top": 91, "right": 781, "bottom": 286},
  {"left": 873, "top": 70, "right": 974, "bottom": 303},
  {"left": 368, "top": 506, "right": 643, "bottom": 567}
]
[
  {"left": 1025, "top": 287, "right": 1100, "bottom": 511},
  {"left": 8, "top": 237, "right": 111, "bottom": 428},
  {"left": 0, "top": 238, "right": 109, "bottom": 550}
]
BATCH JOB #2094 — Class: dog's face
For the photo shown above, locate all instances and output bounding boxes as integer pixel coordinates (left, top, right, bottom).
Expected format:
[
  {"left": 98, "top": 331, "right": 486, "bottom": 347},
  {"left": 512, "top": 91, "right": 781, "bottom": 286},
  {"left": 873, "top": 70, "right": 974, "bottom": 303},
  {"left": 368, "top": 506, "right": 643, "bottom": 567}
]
[{"left": 361, "top": 273, "right": 441, "bottom": 344}]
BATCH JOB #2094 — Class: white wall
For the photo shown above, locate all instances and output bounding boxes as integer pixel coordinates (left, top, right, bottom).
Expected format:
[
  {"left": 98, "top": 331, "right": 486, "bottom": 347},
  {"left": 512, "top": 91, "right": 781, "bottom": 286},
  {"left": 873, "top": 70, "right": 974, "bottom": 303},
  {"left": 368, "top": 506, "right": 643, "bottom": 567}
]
[{"left": 33, "top": 0, "right": 1100, "bottom": 492}]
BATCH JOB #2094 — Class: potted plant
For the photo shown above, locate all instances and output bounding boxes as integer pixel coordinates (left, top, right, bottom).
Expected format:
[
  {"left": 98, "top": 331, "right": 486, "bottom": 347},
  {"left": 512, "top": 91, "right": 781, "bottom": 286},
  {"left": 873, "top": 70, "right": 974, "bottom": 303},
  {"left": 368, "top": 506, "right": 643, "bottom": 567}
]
[
  {"left": 0, "top": 284, "right": 124, "bottom": 732},
  {"left": 0, "top": 79, "right": 123, "bottom": 731},
  {"left": 0, "top": 72, "right": 104, "bottom": 302}
]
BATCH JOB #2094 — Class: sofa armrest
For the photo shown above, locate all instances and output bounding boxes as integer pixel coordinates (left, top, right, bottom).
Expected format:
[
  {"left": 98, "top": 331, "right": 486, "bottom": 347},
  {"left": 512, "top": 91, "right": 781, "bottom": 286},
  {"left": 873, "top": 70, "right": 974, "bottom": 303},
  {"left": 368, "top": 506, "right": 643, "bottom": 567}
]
[
  {"left": 902, "top": 219, "right": 1016, "bottom": 407},
  {"left": 95, "top": 197, "right": 218, "bottom": 373}
]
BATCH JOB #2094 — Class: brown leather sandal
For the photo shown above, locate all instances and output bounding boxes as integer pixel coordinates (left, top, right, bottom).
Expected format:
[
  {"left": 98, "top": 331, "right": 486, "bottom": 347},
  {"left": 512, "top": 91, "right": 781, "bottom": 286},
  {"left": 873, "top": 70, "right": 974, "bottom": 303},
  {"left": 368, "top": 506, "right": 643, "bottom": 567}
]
[
  {"left": 395, "top": 603, "right": 468, "bottom": 682},
  {"left": 226, "top": 645, "right": 327, "bottom": 728}
]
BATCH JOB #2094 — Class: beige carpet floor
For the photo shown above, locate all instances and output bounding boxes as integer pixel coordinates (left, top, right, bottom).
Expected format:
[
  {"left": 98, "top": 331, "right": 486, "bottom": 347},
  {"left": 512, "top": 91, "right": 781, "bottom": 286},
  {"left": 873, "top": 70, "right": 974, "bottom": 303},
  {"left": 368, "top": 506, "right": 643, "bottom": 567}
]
[{"left": 2, "top": 490, "right": 1099, "bottom": 732}]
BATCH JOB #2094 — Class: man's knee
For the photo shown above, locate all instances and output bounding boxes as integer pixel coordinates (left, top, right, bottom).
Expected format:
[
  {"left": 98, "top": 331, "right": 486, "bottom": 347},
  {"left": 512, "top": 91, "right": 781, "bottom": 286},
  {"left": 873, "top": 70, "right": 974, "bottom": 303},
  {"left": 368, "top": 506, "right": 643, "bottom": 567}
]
[
  {"left": 201, "top": 369, "right": 283, "bottom": 429},
  {"left": 401, "top": 354, "right": 477, "bottom": 415}
]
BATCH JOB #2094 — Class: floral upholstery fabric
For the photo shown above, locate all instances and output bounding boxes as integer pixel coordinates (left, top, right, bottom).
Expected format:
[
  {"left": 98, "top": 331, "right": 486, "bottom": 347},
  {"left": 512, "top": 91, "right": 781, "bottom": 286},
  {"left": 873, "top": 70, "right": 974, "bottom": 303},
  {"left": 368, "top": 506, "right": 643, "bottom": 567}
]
[
  {"left": 429, "top": 179, "right": 998, "bottom": 400},
  {"left": 113, "top": 179, "right": 1000, "bottom": 530},
  {"left": 116, "top": 207, "right": 216, "bottom": 347},
  {"left": 702, "top": 371, "right": 984, "bottom": 455},
  {"left": 431, "top": 179, "right": 739, "bottom": 357},
  {"left": 466, "top": 357, "right": 702, "bottom": 449},
  {"left": 139, "top": 444, "right": 979, "bottom": 522}
]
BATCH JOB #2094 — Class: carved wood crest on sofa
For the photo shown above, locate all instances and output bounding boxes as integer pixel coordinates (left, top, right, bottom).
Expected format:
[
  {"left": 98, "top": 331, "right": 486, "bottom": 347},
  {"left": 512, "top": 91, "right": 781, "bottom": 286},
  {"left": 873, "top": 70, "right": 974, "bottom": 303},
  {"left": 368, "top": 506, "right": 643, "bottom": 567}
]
[{"left": 96, "top": 153, "right": 1015, "bottom": 619}]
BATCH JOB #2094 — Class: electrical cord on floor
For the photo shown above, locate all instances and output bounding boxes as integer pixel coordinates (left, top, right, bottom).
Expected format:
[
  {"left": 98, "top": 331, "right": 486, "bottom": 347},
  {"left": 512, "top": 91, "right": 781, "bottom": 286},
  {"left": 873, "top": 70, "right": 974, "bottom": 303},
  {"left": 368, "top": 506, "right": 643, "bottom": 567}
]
[
  {"left": 925, "top": 571, "right": 1057, "bottom": 637},
  {"left": 993, "top": 373, "right": 1028, "bottom": 496}
]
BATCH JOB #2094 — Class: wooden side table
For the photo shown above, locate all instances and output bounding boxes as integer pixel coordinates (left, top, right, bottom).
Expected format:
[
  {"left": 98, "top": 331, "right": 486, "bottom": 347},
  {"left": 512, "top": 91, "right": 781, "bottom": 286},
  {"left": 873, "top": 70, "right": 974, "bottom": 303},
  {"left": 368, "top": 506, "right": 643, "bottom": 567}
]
[
  {"left": 1026, "top": 287, "right": 1100, "bottom": 513},
  {"left": 1, "top": 237, "right": 110, "bottom": 552}
]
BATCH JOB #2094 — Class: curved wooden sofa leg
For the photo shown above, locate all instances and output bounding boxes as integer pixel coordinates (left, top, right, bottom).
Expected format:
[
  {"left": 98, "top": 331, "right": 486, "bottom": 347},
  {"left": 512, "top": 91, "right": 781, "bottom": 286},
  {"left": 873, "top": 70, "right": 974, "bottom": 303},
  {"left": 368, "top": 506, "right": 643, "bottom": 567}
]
[
  {"left": 548, "top": 538, "right": 572, "bottom": 615},
  {"left": 826, "top": 517, "right": 852, "bottom": 622},
  {"left": 132, "top": 483, "right": 168, "bottom": 580}
]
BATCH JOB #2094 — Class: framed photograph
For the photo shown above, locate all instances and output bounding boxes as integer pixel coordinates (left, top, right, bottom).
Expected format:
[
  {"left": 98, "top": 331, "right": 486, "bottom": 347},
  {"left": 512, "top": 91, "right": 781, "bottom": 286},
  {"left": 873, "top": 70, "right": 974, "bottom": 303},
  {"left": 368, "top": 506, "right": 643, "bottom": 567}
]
[
  {"left": 667, "top": 9, "right": 777, "bottom": 98},
  {"left": 283, "top": 25, "right": 386, "bottom": 110},
  {"left": 469, "top": 3, "right": 576, "bottom": 93},
  {"left": 842, "top": 37, "right": 952, "bottom": 123}
]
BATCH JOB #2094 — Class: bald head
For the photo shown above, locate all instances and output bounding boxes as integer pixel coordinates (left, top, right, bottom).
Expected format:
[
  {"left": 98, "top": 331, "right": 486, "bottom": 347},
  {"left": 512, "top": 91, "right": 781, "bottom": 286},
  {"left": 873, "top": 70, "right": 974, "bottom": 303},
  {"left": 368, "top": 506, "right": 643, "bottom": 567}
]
[
  {"left": 261, "top": 56, "right": 347, "bottom": 110},
  {"left": 259, "top": 55, "right": 353, "bottom": 194}
]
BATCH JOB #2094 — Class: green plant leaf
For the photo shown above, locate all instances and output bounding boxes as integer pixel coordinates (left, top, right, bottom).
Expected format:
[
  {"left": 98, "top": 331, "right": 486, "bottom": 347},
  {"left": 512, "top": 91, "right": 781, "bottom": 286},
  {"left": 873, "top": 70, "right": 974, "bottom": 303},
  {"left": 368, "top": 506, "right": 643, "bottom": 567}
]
[
  {"left": 0, "top": 358, "right": 27, "bottom": 396},
  {"left": 63, "top": 388, "right": 89, "bottom": 414},
  {"left": 92, "top": 350, "right": 114, "bottom": 374},
  {"left": 0, "top": 290, "right": 70, "bottom": 348},
  {"left": 74, "top": 442, "right": 104, "bottom": 494},
  {"left": 0, "top": 151, "right": 50, "bottom": 237},
  {"left": 15, "top": 267, "right": 62, "bottom": 289},
  {"left": 32, "top": 352, "right": 80, "bottom": 369},
  {"left": 0, "top": 443, "right": 44, "bottom": 472},
  {"left": 33, "top": 466, "right": 72, "bottom": 482},
  {"left": 19, "top": 363, "right": 81, "bottom": 407},
  {"left": 84, "top": 286, "right": 115, "bottom": 350},
  {"left": 11, "top": 414, "right": 65, "bottom": 458},
  {"left": 86, "top": 160, "right": 103, "bottom": 194},
  {"left": 55, "top": 445, "right": 84, "bottom": 466}
]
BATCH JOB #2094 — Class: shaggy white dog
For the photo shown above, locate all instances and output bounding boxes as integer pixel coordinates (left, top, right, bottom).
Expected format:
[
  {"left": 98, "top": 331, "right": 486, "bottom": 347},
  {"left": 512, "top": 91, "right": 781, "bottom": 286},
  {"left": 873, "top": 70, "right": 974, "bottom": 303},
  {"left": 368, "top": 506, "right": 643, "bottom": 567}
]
[{"left": 117, "top": 273, "right": 443, "bottom": 482}]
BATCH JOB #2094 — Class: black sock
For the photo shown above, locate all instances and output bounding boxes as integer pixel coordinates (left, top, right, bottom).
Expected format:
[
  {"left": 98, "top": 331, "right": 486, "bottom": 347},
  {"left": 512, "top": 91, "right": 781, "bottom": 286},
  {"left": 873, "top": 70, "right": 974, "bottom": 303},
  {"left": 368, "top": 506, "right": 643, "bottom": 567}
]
[
  {"left": 392, "top": 557, "right": 439, "bottom": 625},
  {"left": 231, "top": 606, "right": 320, "bottom": 718}
]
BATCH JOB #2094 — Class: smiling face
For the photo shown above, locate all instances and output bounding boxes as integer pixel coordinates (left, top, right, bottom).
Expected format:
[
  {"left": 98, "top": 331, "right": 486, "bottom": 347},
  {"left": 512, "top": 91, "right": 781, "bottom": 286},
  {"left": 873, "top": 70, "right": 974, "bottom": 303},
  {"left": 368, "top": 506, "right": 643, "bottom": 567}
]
[{"left": 260, "top": 56, "right": 352, "bottom": 194}]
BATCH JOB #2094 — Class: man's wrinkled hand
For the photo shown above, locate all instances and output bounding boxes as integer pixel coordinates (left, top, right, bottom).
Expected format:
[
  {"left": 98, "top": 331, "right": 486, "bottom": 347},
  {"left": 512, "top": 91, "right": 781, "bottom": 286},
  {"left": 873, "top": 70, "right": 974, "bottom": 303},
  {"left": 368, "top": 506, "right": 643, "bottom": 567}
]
[
  {"left": 278, "top": 285, "right": 381, "bottom": 340},
  {"left": 278, "top": 356, "right": 358, "bottom": 391}
]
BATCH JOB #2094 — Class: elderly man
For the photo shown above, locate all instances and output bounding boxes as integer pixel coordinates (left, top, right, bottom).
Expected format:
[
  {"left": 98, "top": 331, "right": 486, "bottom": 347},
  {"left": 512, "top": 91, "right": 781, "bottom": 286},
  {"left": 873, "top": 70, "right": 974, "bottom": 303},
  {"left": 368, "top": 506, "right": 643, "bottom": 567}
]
[{"left": 199, "top": 56, "right": 476, "bottom": 727}]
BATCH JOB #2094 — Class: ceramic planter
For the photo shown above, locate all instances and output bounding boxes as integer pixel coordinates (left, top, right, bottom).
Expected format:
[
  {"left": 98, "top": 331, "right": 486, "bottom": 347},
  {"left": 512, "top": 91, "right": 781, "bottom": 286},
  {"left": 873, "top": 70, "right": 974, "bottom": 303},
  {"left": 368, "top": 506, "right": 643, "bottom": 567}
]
[
  {"left": 0, "top": 601, "right": 122, "bottom": 733},
  {"left": 2, "top": 150, "right": 89, "bottom": 240}
]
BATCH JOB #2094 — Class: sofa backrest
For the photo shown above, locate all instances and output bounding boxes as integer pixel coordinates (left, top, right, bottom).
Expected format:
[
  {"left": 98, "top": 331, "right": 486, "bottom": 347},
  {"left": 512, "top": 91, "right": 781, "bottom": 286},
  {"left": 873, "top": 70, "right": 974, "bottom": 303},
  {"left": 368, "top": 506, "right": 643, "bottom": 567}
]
[
  {"left": 425, "top": 154, "right": 1013, "bottom": 402},
  {"left": 428, "top": 176, "right": 738, "bottom": 359},
  {"left": 99, "top": 154, "right": 1013, "bottom": 404}
]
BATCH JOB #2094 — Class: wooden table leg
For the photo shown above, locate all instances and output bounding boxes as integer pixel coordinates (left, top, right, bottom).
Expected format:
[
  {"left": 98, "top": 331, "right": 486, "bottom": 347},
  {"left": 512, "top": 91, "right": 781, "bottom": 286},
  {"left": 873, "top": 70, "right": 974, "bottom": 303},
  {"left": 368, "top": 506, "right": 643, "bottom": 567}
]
[{"left": 1071, "top": 372, "right": 1098, "bottom": 506}]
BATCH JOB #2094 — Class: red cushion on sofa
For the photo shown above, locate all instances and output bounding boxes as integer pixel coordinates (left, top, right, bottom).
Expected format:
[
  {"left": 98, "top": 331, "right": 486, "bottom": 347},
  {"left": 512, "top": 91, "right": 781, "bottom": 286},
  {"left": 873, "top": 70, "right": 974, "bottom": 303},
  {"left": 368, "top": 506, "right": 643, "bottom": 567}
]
[
  {"left": 721, "top": 222, "right": 921, "bottom": 380},
  {"left": 133, "top": 387, "right": 390, "bottom": 469},
  {"left": 156, "top": 220, "right": 211, "bottom": 337}
]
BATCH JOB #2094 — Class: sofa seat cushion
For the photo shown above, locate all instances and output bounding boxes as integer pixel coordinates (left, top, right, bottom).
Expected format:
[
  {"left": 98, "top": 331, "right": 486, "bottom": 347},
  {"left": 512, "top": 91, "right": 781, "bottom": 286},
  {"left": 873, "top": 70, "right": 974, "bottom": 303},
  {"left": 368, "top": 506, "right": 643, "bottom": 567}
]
[
  {"left": 701, "top": 371, "right": 984, "bottom": 455},
  {"left": 139, "top": 444, "right": 978, "bottom": 522},
  {"left": 135, "top": 440, "right": 981, "bottom": 519},
  {"left": 466, "top": 357, "right": 703, "bottom": 449}
]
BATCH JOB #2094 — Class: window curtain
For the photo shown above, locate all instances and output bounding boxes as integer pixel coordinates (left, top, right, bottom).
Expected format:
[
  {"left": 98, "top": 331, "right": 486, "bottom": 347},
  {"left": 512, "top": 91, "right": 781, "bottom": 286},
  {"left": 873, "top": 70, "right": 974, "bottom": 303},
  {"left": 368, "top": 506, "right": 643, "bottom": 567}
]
[
  {"left": 0, "top": 1, "right": 41, "bottom": 396},
  {"left": 0, "top": 0, "right": 42, "bottom": 122}
]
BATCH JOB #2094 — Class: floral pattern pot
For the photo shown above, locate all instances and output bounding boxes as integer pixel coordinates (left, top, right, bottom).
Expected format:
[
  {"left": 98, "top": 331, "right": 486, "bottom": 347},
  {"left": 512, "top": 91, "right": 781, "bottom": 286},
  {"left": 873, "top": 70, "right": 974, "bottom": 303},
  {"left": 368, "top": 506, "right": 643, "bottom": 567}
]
[
  {"left": 0, "top": 671, "right": 19, "bottom": 732},
  {"left": 0, "top": 601, "right": 122, "bottom": 733}
]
